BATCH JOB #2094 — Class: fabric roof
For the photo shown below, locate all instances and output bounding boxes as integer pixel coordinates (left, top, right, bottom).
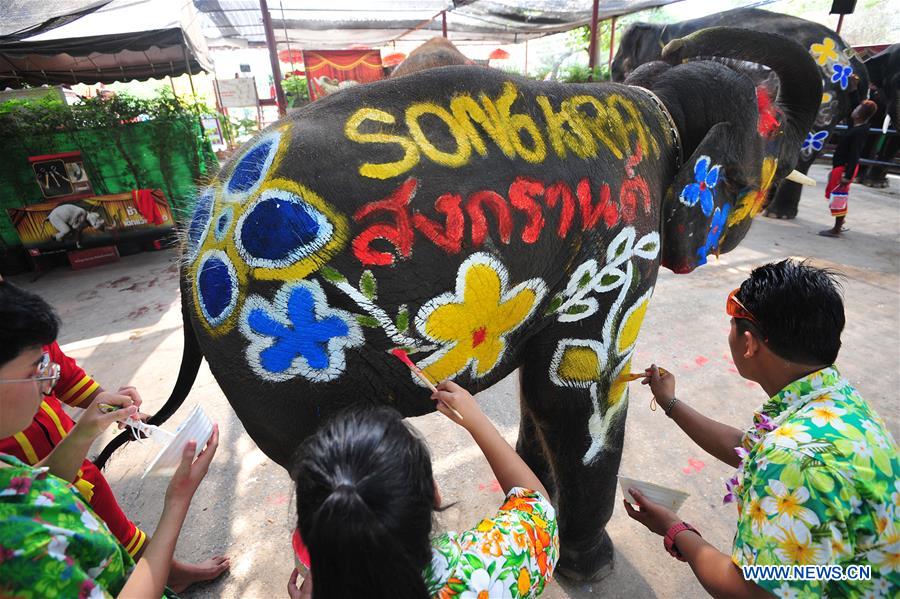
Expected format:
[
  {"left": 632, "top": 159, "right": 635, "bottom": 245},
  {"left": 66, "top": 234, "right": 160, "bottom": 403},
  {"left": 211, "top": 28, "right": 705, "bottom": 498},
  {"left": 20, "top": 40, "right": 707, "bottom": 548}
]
[
  {"left": 196, "top": 0, "right": 683, "bottom": 49},
  {"left": 0, "top": 0, "right": 212, "bottom": 89},
  {"left": 0, "top": 1, "right": 112, "bottom": 42}
]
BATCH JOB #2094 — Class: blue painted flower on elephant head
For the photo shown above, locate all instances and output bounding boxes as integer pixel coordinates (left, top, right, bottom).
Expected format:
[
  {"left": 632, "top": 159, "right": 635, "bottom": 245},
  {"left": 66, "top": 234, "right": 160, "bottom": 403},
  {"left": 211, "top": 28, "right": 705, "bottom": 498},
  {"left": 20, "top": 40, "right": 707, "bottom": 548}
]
[
  {"left": 801, "top": 130, "right": 829, "bottom": 157},
  {"left": 240, "top": 280, "right": 363, "bottom": 383},
  {"left": 224, "top": 131, "right": 283, "bottom": 202},
  {"left": 696, "top": 204, "right": 731, "bottom": 266},
  {"left": 679, "top": 155, "right": 721, "bottom": 217},
  {"left": 831, "top": 64, "right": 853, "bottom": 90}
]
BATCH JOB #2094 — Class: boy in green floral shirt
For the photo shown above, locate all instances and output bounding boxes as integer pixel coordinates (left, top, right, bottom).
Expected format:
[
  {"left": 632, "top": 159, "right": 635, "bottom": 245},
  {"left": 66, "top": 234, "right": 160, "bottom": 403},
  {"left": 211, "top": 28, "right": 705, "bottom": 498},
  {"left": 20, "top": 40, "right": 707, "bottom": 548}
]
[{"left": 625, "top": 259, "right": 899, "bottom": 598}]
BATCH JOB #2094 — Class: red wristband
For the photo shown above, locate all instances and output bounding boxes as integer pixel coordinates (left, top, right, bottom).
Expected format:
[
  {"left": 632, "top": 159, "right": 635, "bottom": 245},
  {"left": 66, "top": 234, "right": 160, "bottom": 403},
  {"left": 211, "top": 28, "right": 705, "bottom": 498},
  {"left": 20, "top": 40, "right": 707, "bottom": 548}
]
[{"left": 664, "top": 522, "right": 700, "bottom": 561}]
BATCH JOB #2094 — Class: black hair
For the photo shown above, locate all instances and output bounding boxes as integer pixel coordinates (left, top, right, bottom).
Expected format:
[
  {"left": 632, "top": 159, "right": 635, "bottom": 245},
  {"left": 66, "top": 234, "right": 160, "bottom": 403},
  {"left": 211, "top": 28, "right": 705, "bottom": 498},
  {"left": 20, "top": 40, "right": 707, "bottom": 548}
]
[
  {"left": 735, "top": 259, "right": 844, "bottom": 365},
  {"left": 0, "top": 281, "right": 59, "bottom": 366},
  {"left": 292, "top": 407, "right": 435, "bottom": 599}
]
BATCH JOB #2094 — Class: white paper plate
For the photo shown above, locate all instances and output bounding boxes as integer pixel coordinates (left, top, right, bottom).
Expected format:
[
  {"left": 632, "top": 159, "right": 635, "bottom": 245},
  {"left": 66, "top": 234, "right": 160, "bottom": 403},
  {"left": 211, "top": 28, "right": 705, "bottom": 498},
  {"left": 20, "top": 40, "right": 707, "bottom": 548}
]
[
  {"left": 618, "top": 475, "right": 690, "bottom": 512},
  {"left": 141, "top": 405, "right": 213, "bottom": 479}
]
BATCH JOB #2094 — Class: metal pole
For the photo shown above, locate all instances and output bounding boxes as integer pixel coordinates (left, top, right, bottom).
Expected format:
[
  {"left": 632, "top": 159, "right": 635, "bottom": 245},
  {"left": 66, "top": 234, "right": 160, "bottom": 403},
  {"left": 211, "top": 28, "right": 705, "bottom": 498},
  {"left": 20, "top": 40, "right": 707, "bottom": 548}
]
[
  {"left": 181, "top": 42, "right": 197, "bottom": 96},
  {"left": 836, "top": 13, "right": 844, "bottom": 34},
  {"left": 260, "top": 0, "right": 287, "bottom": 116},
  {"left": 586, "top": 0, "right": 600, "bottom": 82},
  {"left": 442, "top": 11, "right": 447, "bottom": 38},
  {"left": 524, "top": 39, "right": 529, "bottom": 77},
  {"left": 607, "top": 15, "right": 617, "bottom": 80}
]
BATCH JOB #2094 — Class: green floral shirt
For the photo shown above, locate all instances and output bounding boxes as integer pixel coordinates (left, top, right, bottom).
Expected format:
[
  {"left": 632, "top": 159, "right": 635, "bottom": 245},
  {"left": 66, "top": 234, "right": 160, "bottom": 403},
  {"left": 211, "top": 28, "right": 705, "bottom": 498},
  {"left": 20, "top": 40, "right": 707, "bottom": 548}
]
[
  {"left": 731, "top": 366, "right": 900, "bottom": 598},
  {"left": 0, "top": 454, "right": 138, "bottom": 599},
  {"left": 424, "top": 487, "right": 559, "bottom": 598}
]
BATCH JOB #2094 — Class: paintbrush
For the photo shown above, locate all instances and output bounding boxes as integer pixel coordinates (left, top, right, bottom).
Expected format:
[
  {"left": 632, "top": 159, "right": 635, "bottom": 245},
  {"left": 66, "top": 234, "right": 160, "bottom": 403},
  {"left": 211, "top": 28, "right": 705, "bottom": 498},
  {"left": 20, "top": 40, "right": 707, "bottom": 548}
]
[
  {"left": 390, "top": 349, "right": 464, "bottom": 421},
  {"left": 98, "top": 403, "right": 174, "bottom": 442},
  {"left": 621, "top": 367, "right": 670, "bottom": 382}
]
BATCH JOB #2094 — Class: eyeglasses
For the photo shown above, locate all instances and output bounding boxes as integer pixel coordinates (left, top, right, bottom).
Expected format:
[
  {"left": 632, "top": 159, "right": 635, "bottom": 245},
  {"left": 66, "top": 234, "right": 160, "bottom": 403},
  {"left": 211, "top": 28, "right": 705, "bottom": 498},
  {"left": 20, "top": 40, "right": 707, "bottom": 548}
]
[
  {"left": 726, "top": 288, "right": 758, "bottom": 325},
  {"left": 0, "top": 353, "right": 61, "bottom": 396}
]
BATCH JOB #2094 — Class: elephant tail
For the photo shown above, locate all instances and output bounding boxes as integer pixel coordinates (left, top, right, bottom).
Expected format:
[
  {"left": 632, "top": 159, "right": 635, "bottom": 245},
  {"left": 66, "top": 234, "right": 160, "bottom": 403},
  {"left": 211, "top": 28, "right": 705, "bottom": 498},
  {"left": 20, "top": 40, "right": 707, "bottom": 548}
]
[
  {"left": 661, "top": 26, "right": 821, "bottom": 176},
  {"left": 93, "top": 298, "right": 203, "bottom": 470}
]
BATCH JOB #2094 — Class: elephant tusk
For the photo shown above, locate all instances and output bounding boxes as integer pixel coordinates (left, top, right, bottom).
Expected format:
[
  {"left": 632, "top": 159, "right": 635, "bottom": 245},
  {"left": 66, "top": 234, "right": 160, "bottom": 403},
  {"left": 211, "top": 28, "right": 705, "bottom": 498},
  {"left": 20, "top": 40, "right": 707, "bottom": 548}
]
[{"left": 785, "top": 170, "right": 816, "bottom": 186}]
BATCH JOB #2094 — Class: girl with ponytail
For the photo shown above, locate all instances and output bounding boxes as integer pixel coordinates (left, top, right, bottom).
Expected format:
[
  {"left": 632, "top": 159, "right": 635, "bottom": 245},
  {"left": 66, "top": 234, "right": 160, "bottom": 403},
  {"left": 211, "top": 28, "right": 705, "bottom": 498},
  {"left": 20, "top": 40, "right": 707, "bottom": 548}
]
[{"left": 289, "top": 381, "right": 559, "bottom": 599}]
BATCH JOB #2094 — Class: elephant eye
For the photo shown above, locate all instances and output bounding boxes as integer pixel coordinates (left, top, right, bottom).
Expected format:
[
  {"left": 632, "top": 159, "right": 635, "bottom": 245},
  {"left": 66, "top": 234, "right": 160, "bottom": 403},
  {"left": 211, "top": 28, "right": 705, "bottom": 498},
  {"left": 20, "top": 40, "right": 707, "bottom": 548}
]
[
  {"left": 235, "top": 189, "right": 334, "bottom": 269},
  {"left": 226, "top": 133, "right": 281, "bottom": 199},
  {"left": 186, "top": 188, "right": 214, "bottom": 260}
]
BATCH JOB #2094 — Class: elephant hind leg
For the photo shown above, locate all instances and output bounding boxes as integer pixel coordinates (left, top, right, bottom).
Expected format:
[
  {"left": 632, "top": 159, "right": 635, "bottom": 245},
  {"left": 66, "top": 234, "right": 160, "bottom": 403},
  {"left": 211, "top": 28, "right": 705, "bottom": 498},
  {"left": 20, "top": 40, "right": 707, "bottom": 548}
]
[
  {"left": 515, "top": 383, "right": 557, "bottom": 501},
  {"left": 518, "top": 335, "right": 630, "bottom": 582}
]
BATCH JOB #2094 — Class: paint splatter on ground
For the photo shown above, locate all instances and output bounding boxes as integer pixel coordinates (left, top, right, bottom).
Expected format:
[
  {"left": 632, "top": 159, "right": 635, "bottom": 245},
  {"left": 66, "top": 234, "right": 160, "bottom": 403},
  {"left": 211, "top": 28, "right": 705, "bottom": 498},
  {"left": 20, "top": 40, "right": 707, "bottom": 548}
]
[
  {"left": 478, "top": 479, "right": 502, "bottom": 493},
  {"left": 682, "top": 458, "right": 705, "bottom": 474}
]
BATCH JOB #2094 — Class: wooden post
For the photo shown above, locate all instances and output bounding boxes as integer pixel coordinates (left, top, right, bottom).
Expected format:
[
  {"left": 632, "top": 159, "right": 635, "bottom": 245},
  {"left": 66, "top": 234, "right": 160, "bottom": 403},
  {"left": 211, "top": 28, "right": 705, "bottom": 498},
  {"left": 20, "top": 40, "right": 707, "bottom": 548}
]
[
  {"left": 259, "top": 0, "right": 286, "bottom": 116},
  {"left": 607, "top": 15, "right": 617, "bottom": 80},
  {"left": 586, "top": 0, "right": 600, "bottom": 82},
  {"left": 442, "top": 11, "right": 448, "bottom": 38},
  {"left": 836, "top": 13, "right": 845, "bottom": 34}
]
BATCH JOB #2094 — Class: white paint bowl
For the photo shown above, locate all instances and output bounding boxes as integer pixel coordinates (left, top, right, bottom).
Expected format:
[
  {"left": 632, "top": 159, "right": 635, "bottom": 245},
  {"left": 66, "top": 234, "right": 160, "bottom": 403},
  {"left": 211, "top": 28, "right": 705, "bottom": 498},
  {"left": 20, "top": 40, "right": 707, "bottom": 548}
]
[
  {"left": 618, "top": 475, "right": 690, "bottom": 512},
  {"left": 141, "top": 405, "right": 214, "bottom": 478}
]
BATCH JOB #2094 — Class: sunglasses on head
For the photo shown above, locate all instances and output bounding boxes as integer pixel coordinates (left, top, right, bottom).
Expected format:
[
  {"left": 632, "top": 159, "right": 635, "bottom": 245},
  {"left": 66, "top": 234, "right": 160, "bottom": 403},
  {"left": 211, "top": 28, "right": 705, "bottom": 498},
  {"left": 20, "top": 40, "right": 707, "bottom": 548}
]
[
  {"left": 726, "top": 288, "right": 771, "bottom": 342},
  {"left": 726, "top": 288, "right": 758, "bottom": 324}
]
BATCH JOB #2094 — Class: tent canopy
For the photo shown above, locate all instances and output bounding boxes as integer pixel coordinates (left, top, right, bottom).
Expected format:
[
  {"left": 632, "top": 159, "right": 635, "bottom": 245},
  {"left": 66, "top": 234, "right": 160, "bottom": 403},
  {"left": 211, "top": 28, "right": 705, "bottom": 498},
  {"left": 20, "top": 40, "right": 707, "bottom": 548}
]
[
  {"left": 1, "top": 1, "right": 112, "bottom": 42},
  {"left": 196, "top": 0, "right": 682, "bottom": 49},
  {"left": 0, "top": 0, "right": 212, "bottom": 89}
]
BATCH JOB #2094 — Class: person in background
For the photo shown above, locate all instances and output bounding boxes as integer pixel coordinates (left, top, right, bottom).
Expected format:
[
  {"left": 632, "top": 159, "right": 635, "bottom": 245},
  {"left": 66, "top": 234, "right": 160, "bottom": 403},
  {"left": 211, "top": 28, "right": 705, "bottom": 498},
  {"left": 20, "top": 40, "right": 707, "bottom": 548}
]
[
  {"left": 625, "top": 259, "right": 899, "bottom": 597},
  {"left": 821, "top": 99, "right": 878, "bottom": 237}
]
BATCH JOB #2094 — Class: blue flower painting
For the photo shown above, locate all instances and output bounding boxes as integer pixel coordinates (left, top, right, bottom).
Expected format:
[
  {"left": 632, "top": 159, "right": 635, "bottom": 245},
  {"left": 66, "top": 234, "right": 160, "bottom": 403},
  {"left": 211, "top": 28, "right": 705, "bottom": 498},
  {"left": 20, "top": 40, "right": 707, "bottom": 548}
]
[
  {"left": 802, "top": 130, "right": 829, "bottom": 153},
  {"left": 831, "top": 64, "right": 853, "bottom": 90},
  {"left": 240, "top": 281, "right": 363, "bottom": 382},
  {"left": 679, "top": 155, "right": 721, "bottom": 217},
  {"left": 696, "top": 204, "right": 731, "bottom": 266}
]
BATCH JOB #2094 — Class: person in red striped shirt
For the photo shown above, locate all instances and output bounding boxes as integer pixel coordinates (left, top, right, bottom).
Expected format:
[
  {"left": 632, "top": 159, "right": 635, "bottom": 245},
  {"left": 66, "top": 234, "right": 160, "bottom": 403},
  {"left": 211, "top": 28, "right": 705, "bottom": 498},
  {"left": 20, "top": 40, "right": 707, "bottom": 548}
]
[{"left": 0, "top": 281, "right": 229, "bottom": 592}]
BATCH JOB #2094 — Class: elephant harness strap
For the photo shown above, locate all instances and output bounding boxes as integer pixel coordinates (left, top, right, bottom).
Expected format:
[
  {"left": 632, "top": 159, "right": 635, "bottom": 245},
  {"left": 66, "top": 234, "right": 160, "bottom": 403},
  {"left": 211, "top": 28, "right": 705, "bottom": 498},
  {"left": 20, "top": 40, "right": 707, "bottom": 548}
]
[{"left": 632, "top": 86, "right": 683, "bottom": 171}]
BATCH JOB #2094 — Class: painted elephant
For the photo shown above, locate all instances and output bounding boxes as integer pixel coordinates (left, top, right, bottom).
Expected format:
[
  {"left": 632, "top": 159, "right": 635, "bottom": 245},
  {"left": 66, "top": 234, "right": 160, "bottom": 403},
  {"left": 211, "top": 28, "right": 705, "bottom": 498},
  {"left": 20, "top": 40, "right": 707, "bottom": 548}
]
[
  {"left": 611, "top": 7, "right": 867, "bottom": 219},
  {"left": 859, "top": 44, "right": 900, "bottom": 188},
  {"left": 97, "top": 28, "right": 821, "bottom": 580}
]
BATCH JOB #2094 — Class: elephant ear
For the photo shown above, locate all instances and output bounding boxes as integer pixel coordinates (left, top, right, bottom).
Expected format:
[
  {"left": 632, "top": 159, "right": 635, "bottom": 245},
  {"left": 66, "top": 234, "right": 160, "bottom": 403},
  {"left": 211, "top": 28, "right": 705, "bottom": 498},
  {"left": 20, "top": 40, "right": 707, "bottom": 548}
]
[{"left": 660, "top": 122, "right": 743, "bottom": 274}]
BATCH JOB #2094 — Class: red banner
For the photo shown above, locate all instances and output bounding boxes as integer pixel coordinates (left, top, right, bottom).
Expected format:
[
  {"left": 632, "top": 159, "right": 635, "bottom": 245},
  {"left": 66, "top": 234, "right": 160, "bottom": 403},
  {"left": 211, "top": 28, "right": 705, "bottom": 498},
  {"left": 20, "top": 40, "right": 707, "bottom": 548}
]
[{"left": 302, "top": 49, "right": 383, "bottom": 101}]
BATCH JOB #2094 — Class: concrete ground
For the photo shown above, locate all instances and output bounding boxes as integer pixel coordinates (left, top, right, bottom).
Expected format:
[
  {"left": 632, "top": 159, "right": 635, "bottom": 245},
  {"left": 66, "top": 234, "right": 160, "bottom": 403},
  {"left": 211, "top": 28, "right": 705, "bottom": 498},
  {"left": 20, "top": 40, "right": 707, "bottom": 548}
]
[{"left": 10, "top": 164, "right": 899, "bottom": 598}]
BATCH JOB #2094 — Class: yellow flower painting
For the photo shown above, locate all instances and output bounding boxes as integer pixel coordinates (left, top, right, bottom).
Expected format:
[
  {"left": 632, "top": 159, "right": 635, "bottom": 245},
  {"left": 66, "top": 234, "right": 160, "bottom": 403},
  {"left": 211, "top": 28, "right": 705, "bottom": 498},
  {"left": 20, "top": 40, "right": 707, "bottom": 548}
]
[{"left": 416, "top": 254, "right": 547, "bottom": 382}]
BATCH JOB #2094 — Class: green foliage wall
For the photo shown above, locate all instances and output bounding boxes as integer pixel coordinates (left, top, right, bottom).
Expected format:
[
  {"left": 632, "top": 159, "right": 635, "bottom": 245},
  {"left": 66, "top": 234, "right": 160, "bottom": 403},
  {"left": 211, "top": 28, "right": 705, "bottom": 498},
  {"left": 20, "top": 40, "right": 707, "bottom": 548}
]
[{"left": 0, "top": 92, "right": 218, "bottom": 248}]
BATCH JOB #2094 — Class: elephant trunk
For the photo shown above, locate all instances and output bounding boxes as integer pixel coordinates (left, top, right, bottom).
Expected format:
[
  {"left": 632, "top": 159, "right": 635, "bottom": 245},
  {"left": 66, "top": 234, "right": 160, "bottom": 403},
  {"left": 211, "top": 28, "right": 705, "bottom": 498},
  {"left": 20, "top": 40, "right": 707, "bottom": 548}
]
[{"left": 661, "top": 27, "right": 821, "bottom": 177}]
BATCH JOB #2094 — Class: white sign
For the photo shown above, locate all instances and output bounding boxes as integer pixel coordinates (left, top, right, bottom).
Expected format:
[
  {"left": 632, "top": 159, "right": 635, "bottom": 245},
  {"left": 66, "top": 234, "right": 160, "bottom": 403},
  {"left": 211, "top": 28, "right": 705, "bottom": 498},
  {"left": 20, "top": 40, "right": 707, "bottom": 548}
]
[{"left": 217, "top": 77, "right": 259, "bottom": 108}]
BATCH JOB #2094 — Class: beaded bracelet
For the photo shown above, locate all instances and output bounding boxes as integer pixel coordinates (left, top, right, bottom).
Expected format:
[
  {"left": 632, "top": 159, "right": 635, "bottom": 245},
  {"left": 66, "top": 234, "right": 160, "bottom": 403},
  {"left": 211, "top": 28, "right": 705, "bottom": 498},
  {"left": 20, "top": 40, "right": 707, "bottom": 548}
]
[{"left": 663, "top": 397, "right": 679, "bottom": 416}]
